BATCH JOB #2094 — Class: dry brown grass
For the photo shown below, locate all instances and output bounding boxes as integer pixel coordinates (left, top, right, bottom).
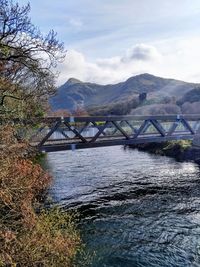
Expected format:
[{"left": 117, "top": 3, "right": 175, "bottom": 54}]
[{"left": 0, "top": 125, "right": 83, "bottom": 266}]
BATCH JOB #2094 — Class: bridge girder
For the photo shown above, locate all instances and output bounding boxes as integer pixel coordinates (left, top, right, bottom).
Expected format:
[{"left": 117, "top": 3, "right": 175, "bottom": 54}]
[{"left": 3, "top": 115, "right": 200, "bottom": 152}]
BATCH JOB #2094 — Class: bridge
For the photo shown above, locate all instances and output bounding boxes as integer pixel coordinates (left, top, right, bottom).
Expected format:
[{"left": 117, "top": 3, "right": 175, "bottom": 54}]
[{"left": 8, "top": 114, "right": 200, "bottom": 152}]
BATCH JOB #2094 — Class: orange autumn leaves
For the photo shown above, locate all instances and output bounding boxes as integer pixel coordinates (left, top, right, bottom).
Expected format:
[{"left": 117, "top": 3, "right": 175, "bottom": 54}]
[{"left": 0, "top": 126, "right": 82, "bottom": 266}]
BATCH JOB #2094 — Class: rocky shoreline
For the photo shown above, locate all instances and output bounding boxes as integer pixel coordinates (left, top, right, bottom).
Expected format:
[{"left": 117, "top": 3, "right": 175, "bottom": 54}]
[{"left": 129, "top": 140, "right": 200, "bottom": 163}]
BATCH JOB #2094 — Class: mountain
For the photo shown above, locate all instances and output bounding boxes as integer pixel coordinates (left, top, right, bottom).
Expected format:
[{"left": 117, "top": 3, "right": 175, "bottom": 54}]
[
  {"left": 177, "top": 88, "right": 200, "bottom": 105},
  {"left": 50, "top": 74, "right": 200, "bottom": 115}
]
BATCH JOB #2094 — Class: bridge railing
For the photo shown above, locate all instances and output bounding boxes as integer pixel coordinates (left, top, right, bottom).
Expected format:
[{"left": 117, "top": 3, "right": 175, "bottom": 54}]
[{"left": 2, "top": 114, "right": 200, "bottom": 152}]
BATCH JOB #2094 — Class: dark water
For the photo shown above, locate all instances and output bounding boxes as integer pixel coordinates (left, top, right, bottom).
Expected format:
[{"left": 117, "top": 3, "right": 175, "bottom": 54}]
[{"left": 46, "top": 146, "right": 200, "bottom": 267}]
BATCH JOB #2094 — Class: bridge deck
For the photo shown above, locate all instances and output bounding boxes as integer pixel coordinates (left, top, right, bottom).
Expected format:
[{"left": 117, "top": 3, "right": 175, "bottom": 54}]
[{"left": 4, "top": 114, "right": 200, "bottom": 152}]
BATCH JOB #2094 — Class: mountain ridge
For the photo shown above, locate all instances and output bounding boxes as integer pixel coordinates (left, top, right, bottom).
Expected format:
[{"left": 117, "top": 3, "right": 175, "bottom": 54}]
[{"left": 50, "top": 73, "right": 199, "bottom": 115}]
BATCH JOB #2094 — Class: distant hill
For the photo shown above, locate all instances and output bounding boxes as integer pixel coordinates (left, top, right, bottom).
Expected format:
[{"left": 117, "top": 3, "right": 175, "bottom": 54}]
[
  {"left": 177, "top": 87, "right": 200, "bottom": 105},
  {"left": 50, "top": 74, "right": 199, "bottom": 115}
]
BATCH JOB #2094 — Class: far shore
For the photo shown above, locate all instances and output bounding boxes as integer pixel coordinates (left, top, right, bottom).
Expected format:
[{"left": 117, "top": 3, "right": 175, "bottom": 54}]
[{"left": 129, "top": 140, "right": 200, "bottom": 164}]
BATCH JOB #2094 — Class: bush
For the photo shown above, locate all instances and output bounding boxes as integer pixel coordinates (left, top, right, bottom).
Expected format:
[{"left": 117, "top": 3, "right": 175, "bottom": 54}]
[
  {"left": 0, "top": 209, "right": 82, "bottom": 267},
  {"left": 0, "top": 126, "right": 83, "bottom": 266}
]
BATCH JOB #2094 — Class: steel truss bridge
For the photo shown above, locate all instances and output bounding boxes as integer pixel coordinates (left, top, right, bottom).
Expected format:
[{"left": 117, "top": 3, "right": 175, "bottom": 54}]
[{"left": 6, "top": 114, "right": 200, "bottom": 152}]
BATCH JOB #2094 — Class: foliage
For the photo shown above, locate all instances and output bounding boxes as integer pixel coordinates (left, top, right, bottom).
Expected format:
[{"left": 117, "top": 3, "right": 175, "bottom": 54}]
[
  {"left": 73, "top": 107, "right": 88, "bottom": 117},
  {"left": 48, "top": 108, "right": 71, "bottom": 117},
  {"left": 181, "top": 101, "right": 200, "bottom": 114},
  {"left": 177, "top": 87, "right": 200, "bottom": 106},
  {"left": 0, "top": 1, "right": 86, "bottom": 266},
  {"left": 88, "top": 97, "right": 139, "bottom": 116},
  {"left": 163, "top": 140, "right": 192, "bottom": 151},
  {"left": 130, "top": 103, "right": 181, "bottom": 115},
  {"left": 138, "top": 92, "right": 147, "bottom": 103},
  {"left": 48, "top": 107, "right": 89, "bottom": 117},
  {"left": 51, "top": 73, "right": 196, "bottom": 115},
  {"left": 139, "top": 97, "right": 160, "bottom": 106},
  {"left": 0, "top": 126, "right": 83, "bottom": 266},
  {"left": 0, "top": 0, "right": 65, "bottom": 118},
  {"left": 0, "top": 209, "right": 82, "bottom": 267},
  {"left": 131, "top": 140, "right": 192, "bottom": 160}
]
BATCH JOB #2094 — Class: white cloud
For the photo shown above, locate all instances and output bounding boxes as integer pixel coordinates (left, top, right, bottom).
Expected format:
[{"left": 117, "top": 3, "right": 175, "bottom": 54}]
[
  {"left": 58, "top": 50, "right": 86, "bottom": 83},
  {"left": 122, "top": 44, "right": 161, "bottom": 62},
  {"left": 57, "top": 38, "right": 200, "bottom": 86},
  {"left": 57, "top": 44, "right": 161, "bottom": 85}
]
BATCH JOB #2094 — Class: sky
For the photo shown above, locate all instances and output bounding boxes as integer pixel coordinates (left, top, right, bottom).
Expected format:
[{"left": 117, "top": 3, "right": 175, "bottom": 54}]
[{"left": 19, "top": 0, "right": 200, "bottom": 85}]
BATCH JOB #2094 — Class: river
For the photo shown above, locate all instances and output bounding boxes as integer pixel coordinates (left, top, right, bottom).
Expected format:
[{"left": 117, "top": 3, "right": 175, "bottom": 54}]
[{"left": 45, "top": 146, "right": 200, "bottom": 267}]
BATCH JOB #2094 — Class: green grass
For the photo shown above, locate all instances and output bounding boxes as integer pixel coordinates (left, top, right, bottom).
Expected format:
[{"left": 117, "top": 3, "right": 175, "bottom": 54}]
[{"left": 164, "top": 140, "right": 192, "bottom": 151}]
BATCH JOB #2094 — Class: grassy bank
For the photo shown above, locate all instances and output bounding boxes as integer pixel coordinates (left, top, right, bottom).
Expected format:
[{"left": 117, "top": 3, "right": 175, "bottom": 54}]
[
  {"left": 129, "top": 140, "right": 195, "bottom": 161},
  {"left": 0, "top": 126, "right": 86, "bottom": 266}
]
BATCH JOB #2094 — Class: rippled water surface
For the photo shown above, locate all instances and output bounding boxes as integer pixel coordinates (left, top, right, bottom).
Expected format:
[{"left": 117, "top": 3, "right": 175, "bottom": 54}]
[{"left": 46, "top": 146, "right": 200, "bottom": 267}]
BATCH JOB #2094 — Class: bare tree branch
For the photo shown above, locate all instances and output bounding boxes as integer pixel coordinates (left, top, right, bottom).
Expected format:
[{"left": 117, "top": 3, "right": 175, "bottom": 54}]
[{"left": 0, "top": 0, "right": 66, "bottom": 108}]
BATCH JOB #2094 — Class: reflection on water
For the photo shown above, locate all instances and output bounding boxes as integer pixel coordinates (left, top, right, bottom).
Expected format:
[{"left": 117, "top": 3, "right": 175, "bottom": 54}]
[{"left": 46, "top": 146, "right": 200, "bottom": 267}]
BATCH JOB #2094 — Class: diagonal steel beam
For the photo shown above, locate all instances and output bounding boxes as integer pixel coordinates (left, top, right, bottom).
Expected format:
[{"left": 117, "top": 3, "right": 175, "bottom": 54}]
[
  {"left": 38, "top": 120, "right": 61, "bottom": 147},
  {"left": 180, "top": 118, "right": 195, "bottom": 135},
  {"left": 90, "top": 121, "right": 110, "bottom": 143},
  {"left": 150, "top": 119, "right": 166, "bottom": 136},
  {"left": 29, "top": 125, "right": 46, "bottom": 142},
  {"left": 110, "top": 120, "right": 136, "bottom": 136},
  {"left": 167, "top": 120, "right": 179, "bottom": 136},
  {"left": 133, "top": 120, "right": 151, "bottom": 138},
  {"left": 124, "top": 120, "right": 138, "bottom": 134},
  {"left": 192, "top": 120, "right": 200, "bottom": 132},
  {"left": 110, "top": 120, "right": 124, "bottom": 135},
  {"left": 57, "top": 128, "right": 69, "bottom": 139},
  {"left": 64, "top": 121, "right": 88, "bottom": 143},
  {"left": 74, "top": 121, "right": 91, "bottom": 137},
  {"left": 111, "top": 121, "right": 130, "bottom": 139},
  {"left": 92, "top": 121, "right": 107, "bottom": 136}
]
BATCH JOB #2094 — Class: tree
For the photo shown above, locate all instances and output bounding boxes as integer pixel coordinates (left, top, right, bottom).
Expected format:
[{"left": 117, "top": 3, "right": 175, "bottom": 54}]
[
  {"left": 48, "top": 108, "right": 71, "bottom": 117},
  {"left": 0, "top": 0, "right": 65, "bottom": 117}
]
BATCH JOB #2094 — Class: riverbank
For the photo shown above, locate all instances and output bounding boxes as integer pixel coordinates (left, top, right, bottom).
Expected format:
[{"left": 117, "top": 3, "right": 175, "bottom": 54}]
[
  {"left": 129, "top": 140, "right": 200, "bottom": 163},
  {"left": 0, "top": 126, "right": 85, "bottom": 267}
]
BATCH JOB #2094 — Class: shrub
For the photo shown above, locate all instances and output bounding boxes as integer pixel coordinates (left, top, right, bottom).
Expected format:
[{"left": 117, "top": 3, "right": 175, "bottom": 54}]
[
  {"left": 0, "top": 209, "right": 82, "bottom": 267},
  {"left": 0, "top": 125, "right": 83, "bottom": 266}
]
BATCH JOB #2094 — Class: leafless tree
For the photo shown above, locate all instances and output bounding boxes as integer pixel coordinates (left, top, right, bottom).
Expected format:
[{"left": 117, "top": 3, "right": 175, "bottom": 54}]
[{"left": 0, "top": 0, "right": 65, "bottom": 114}]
